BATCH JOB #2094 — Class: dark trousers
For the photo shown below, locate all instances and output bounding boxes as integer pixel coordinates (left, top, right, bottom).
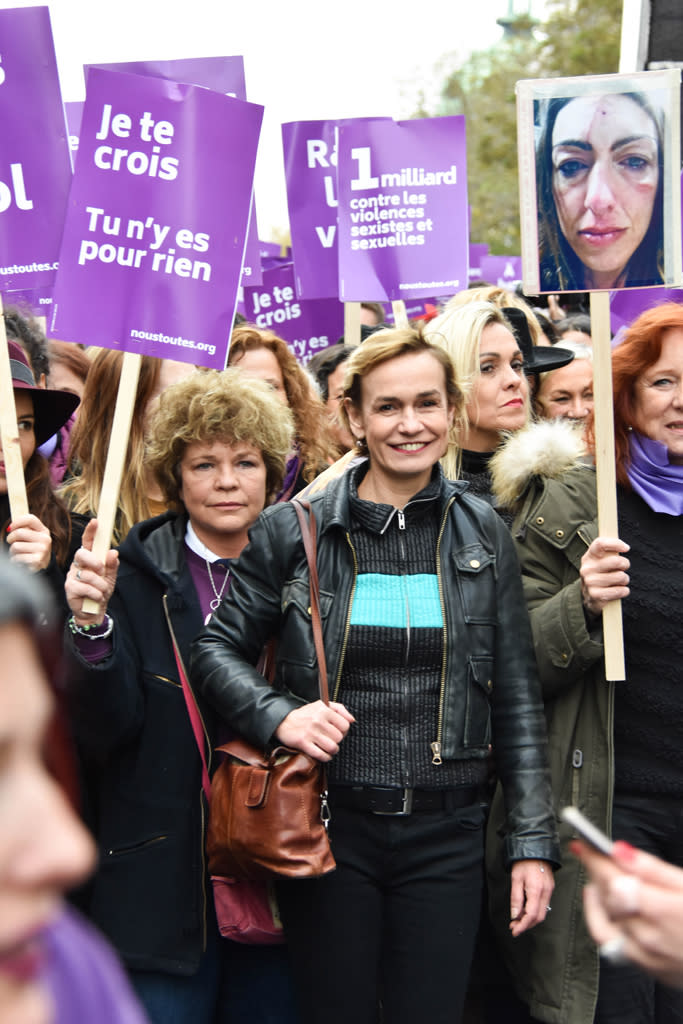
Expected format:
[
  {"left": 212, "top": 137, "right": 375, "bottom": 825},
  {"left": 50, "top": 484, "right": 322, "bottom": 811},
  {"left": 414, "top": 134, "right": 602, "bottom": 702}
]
[
  {"left": 276, "top": 800, "right": 487, "bottom": 1024},
  {"left": 595, "top": 792, "right": 683, "bottom": 1024},
  {"left": 131, "top": 909, "right": 299, "bottom": 1024}
]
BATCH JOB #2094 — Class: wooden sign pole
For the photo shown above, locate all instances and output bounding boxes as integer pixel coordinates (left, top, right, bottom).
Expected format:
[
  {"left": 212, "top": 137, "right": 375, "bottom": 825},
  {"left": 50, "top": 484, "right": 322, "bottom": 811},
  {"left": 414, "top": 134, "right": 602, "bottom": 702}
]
[
  {"left": 590, "top": 291, "right": 626, "bottom": 681},
  {"left": 0, "top": 296, "right": 28, "bottom": 520},
  {"left": 82, "top": 350, "right": 142, "bottom": 614},
  {"left": 391, "top": 300, "right": 409, "bottom": 329},
  {"left": 344, "top": 302, "right": 361, "bottom": 346}
]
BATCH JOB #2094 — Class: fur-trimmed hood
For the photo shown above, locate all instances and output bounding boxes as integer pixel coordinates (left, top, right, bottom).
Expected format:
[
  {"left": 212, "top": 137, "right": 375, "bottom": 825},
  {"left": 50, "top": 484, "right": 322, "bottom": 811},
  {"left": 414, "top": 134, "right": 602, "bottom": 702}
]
[{"left": 490, "top": 418, "right": 588, "bottom": 510}]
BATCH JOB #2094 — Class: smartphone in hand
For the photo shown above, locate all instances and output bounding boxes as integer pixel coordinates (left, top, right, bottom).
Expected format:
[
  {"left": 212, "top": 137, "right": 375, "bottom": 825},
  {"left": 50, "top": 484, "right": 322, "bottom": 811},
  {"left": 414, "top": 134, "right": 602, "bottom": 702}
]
[{"left": 562, "top": 806, "right": 614, "bottom": 857}]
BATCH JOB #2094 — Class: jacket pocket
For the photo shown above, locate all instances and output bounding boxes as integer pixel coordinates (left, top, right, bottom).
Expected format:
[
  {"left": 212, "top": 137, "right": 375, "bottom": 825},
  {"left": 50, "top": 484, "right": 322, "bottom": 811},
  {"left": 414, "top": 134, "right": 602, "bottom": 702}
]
[
  {"left": 463, "top": 656, "right": 493, "bottom": 749},
  {"left": 450, "top": 544, "right": 497, "bottom": 624},
  {"left": 105, "top": 833, "right": 169, "bottom": 858},
  {"left": 278, "top": 578, "right": 333, "bottom": 672}
]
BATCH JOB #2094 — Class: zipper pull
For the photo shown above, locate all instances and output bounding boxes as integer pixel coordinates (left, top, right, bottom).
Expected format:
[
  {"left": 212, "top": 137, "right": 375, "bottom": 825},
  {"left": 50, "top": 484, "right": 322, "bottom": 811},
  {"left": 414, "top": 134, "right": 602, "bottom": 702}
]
[
  {"left": 430, "top": 741, "right": 443, "bottom": 766},
  {"left": 397, "top": 509, "right": 406, "bottom": 530}
]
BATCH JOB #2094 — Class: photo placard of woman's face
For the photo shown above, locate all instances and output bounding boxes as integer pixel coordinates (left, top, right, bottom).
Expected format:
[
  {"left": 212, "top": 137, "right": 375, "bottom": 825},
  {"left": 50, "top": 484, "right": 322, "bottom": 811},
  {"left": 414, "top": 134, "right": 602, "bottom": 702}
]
[{"left": 516, "top": 70, "right": 682, "bottom": 295}]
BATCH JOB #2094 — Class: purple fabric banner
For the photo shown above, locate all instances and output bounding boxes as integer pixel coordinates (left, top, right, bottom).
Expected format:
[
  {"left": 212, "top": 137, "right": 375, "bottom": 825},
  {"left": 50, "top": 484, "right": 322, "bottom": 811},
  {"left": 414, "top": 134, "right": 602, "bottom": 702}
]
[
  {"left": 242, "top": 263, "right": 344, "bottom": 364},
  {"left": 337, "top": 117, "right": 469, "bottom": 302},
  {"left": 0, "top": 6, "right": 71, "bottom": 292},
  {"left": 51, "top": 68, "right": 262, "bottom": 370},
  {"left": 87, "top": 57, "right": 262, "bottom": 288},
  {"left": 479, "top": 255, "right": 523, "bottom": 290}
]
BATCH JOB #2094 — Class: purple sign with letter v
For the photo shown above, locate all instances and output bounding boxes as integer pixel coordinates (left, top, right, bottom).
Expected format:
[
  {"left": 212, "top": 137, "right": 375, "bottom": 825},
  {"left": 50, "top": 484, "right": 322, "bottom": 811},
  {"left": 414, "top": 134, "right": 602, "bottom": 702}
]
[
  {"left": 51, "top": 67, "right": 263, "bottom": 370},
  {"left": 0, "top": 6, "right": 71, "bottom": 291}
]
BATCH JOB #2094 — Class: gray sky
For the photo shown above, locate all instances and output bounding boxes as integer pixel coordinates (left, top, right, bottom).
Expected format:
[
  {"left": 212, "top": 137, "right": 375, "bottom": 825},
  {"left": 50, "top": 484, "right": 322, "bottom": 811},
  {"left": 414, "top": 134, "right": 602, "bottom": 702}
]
[{"left": 9, "top": 0, "right": 546, "bottom": 236}]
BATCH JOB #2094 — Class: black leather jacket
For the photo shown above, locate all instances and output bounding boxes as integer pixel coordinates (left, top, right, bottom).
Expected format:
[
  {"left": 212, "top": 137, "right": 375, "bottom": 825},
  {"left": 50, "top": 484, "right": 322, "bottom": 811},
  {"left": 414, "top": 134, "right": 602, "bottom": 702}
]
[{"left": 191, "top": 469, "right": 560, "bottom": 867}]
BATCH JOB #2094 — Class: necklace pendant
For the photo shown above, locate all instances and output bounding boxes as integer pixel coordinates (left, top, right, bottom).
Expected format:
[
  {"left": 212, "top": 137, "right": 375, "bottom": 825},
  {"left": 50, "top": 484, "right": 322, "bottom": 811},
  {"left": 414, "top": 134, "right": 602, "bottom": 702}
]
[
  {"left": 204, "top": 611, "right": 213, "bottom": 626},
  {"left": 209, "top": 596, "right": 221, "bottom": 612}
]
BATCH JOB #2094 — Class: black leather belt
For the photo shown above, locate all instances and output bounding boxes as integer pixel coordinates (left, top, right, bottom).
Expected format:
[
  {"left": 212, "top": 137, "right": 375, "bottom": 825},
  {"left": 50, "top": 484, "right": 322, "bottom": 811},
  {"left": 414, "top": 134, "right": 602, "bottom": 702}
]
[{"left": 329, "top": 784, "right": 483, "bottom": 816}]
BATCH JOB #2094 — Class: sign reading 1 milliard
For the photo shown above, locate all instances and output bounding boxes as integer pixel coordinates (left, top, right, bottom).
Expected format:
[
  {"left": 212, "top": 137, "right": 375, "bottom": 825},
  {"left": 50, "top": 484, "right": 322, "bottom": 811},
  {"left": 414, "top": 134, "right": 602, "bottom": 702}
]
[
  {"left": 337, "top": 116, "right": 469, "bottom": 302},
  {"left": 51, "top": 68, "right": 263, "bottom": 370},
  {"left": 0, "top": 6, "right": 71, "bottom": 291}
]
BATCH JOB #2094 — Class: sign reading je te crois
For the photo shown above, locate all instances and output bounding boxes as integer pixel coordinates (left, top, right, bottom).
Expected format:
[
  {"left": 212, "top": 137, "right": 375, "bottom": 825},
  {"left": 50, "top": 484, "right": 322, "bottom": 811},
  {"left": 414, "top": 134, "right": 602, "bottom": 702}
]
[{"left": 51, "top": 67, "right": 263, "bottom": 370}]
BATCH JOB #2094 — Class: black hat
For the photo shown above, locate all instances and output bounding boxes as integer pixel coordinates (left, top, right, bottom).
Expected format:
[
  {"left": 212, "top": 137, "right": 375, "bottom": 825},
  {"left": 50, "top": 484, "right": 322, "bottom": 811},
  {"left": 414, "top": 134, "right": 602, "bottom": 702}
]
[
  {"left": 502, "top": 307, "right": 575, "bottom": 375},
  {"left": 8, "top": 340, "right": 80, "bottom": 445}
]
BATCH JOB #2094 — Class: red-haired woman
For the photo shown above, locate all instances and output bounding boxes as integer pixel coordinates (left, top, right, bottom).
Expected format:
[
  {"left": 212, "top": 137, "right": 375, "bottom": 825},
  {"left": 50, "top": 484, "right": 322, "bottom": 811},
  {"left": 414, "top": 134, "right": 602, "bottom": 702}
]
[
  {"left": 228, "top": 325, "right": 334, "bottom": 497},
  {"left": 486, "top": 302, "right": 683, "bottom": 1024}
]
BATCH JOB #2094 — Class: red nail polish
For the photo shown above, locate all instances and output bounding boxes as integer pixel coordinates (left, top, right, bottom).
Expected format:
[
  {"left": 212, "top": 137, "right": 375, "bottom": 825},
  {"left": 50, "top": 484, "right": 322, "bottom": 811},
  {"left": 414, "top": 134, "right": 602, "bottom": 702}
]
[{"left": 612, "top": 840, "right": 637, "bottom": 864}]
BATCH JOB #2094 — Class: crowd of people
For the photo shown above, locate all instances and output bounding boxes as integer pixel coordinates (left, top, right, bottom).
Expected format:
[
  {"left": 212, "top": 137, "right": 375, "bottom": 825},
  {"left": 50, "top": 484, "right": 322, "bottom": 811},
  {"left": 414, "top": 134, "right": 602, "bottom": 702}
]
[{"left": 0, "top": 280, "right": 681, "bottom": 1024}]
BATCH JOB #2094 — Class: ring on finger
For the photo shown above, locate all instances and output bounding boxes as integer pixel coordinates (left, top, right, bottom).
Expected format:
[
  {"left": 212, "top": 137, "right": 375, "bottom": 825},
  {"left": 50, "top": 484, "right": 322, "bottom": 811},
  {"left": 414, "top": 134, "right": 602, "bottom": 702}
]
[{"left": 76, "top": 569, "right": 82, "bottom": 580}]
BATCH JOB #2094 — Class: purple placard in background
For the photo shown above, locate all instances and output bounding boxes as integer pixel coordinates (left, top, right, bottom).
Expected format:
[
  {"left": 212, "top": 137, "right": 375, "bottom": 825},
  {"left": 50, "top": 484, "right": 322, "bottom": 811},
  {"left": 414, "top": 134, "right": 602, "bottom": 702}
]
[
  {"left": 242, "top": 263, "right": 344, "bottom": 364},
  {"left": 65, "top": 101, "right": 84, "bottom": 170},
  {"left": 468, "top": 243, "right": 490, "bottom": 281},
  {"left": 0, "top": 6, "right": 71, "bottom": 292},
  {"left": 87, "top": 57, "right": 262, "bottom": 287},
  {"left": 610, "top": 287, "right": 683, "bottom": 335},
  {"left": 337, "top": 117, "right": 469, "bottom": 302},
  {"left": 283, "top": 119, "right": 341, "bottom": 300},
  {"left": 51, "top": 68, "right": 262, "bottom": 370},
  {"left": 479, "top": 255, "right": 523, "bottom": 290},
  {"left": 283, "top": 118, "right": 390, "bottom": 300}
]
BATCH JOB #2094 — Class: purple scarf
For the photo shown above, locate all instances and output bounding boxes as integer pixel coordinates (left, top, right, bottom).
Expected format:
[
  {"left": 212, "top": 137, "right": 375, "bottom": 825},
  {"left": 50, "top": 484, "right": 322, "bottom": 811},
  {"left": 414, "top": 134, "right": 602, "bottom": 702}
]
[{"left": 626, "top": 431, "right": 683, "bottom": 516}]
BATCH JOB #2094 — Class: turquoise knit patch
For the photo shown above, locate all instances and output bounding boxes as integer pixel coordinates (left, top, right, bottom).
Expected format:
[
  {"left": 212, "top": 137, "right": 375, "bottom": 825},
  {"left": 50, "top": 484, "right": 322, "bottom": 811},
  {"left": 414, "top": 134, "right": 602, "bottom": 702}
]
[{"left": 350, "top": 573, "right": 443, "bottom": 628}]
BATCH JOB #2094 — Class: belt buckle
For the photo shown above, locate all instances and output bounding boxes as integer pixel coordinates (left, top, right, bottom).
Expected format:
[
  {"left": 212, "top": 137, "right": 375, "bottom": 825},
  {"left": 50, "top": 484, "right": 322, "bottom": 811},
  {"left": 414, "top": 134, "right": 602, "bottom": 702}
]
[{"left": 374, "top": 787, "right": 414, "bottom": 816}]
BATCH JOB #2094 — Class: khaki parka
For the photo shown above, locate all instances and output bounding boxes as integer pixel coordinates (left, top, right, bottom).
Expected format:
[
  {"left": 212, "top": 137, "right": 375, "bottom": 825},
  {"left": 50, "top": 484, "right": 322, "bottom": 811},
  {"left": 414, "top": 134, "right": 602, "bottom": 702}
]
[{"left": 485, "top": 421, "right": 611, "bottom": 1024}]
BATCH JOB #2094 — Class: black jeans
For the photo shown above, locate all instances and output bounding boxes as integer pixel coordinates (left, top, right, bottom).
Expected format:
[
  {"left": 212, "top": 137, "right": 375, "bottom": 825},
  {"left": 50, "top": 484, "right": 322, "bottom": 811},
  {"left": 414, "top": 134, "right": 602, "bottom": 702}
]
[
  {"left": 595, "top": 792, "right": 683, "bottom": 1024},
  {"left": 276, "top": 800, "right": 487, "bottom": 1024}
]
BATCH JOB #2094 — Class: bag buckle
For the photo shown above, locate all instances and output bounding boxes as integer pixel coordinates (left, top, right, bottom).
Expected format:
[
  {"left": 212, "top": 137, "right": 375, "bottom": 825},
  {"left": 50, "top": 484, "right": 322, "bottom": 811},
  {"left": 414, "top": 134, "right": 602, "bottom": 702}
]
[{"left": 374, "top": 787, "right": 414, "bottom": 816}]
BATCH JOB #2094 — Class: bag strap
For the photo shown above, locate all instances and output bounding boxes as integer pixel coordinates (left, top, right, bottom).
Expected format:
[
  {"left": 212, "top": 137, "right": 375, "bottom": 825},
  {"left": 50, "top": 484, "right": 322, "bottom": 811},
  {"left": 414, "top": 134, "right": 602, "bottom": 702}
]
[
  {"left": 291, "top": 498, "right": 329, "bottom": 706},
  {"left": 163, "top": 595, "right": 212, "bottom": 802}
]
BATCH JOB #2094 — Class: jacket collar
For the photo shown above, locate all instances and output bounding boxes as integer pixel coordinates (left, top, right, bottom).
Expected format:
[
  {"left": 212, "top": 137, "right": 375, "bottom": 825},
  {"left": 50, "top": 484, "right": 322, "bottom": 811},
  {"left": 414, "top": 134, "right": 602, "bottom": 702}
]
[
  {"left": 119, "top": 511, "right": 189, "bottom": 586},
  {"left": 314, "top": 461, "right": 469, "bottom": 537}
]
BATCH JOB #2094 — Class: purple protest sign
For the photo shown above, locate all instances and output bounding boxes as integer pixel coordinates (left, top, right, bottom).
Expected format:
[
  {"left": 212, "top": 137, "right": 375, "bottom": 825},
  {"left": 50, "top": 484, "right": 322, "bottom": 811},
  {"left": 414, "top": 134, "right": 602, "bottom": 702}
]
[
  {"left": 337, "top": 117, "right": 469, "bottom": 302},
  {"left": 283, "top": 118, "right": 390, "bottom": 300},
  {"left": 610, "top": 287, "right": 683, "bottom": 335},
  {"left": 65, "top": 102, "right": 84, "bottom": 171},
  {"left": 283, "top": 120, "right": 340, "bottom": 300},
  {"left": 4, "top": 287, "right": 53, "bottom": 319},
  {"left": 87, "top": 57, "right": 247, "bottom": 97},
  {"left": 51, "top": 68, "right": 262, "bottom": 370},
  {"left": 87, "top": 57, "right": 262, "bottom": 288},
  {"left": 242, "top": 263, "right": 344, "bottom": 364},
  {"left": 469, "top": 243, "right": 489, "bottom": 281},
  {"left": 479, "top": 255, "right": 523, "bottom": 289},
  {"left": 0, "top": 7, "right": 71, "bottom": 292}
]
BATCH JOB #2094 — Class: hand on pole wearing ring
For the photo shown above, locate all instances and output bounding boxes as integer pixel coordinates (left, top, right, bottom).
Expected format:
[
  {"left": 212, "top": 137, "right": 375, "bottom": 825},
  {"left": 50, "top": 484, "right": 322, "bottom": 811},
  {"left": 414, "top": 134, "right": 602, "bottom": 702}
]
[
  {"left": 572, "top": 838, "right": 683, "bottom": 987},
  {"left": 65, "top": 519, "right": 119, "bottom": 628},
  {"left": 509, "top": 859, "right": 555, "bottom": 937}
]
